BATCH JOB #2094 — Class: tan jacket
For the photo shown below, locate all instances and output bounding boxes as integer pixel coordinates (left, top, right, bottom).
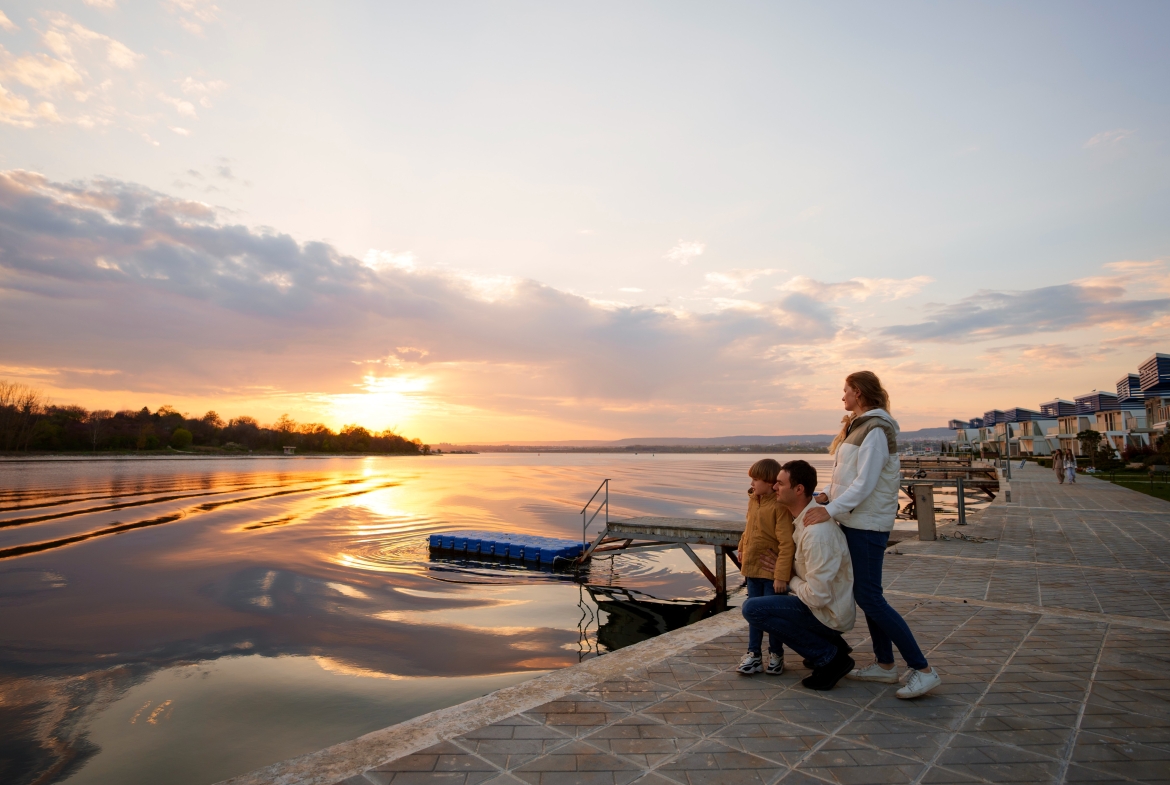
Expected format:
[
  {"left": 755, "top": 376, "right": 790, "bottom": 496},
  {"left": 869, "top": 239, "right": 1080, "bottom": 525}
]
[
  {"left": 737, "top": 492, "right": 794, "bottom": 582},
  {"left": 788, "top": 500, "right": 856, "bottom": 632}
]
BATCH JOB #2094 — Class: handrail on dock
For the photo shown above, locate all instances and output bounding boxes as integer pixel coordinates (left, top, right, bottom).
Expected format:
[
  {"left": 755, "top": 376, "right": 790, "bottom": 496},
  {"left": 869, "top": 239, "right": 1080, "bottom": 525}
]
[{"left": 581, "top": 478, "right": 609, "bottom": 545}]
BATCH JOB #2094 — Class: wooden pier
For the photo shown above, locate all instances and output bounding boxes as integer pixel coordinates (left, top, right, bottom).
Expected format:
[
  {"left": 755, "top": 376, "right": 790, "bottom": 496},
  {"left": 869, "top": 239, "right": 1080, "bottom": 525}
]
[{"left": 580, "top": 516, "right": 744, "bottom": 596}]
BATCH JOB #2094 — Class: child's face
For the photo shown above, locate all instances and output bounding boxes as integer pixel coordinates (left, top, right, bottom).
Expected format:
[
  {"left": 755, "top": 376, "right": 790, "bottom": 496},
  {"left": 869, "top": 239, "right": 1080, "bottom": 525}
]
[{"left": 750, "top": 476, "right": 775, "bottom": 496}]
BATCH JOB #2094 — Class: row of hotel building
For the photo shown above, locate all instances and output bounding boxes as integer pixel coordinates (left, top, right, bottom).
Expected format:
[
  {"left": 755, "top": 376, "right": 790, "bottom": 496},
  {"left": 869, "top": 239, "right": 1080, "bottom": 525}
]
[{"left": 947, "top": 353, "right": 1170, "bottom": 459}]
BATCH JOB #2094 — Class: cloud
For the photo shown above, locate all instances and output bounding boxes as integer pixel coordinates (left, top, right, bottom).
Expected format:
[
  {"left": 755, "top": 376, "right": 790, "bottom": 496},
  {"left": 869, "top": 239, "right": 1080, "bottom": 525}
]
[
  {"left": 104, "top": 39, "right": 141, "bottom": 69},
  {"left": 5, "top": 170, "right": 1165, "bottom": 439},
  {"left": 179, "top": 75, "right": 227, "bottom": 107},
  {"left": 0, "top": 83, "right": 61, "bottom": 127},
  {"left": 703, "top": 268, "right": 777, "bottom": 295},
  {"left": 0, "top": 170, "right": 850, "bottom": 436},
  {"left": 83, "top": 0, "right": 118, "bottom": 7},
  {"left": 778, "top": 275, "right": 932, "bottom": 302},
  {"left": 42, "top": 13, "right": 142, "bottom": 70},
  {"left": 1077, "top": 259, "right": 1170, "bottom": 294},
  {"left": 165, "top": 0, "right": 220, "bottom": 35},
  {"left": 981, "top": 343, "right": 1084, "bottom": 370},
  {"left": 0, "top": 13, "right": 146, "bottom": 128},
  {"left": 0, "top": 53, "right": 84, "bottom": 92},
  {"left": 1084, "top": 129, "right": 1133, "bottom": 148},
  {"left": 0, "top": 11, "right": 19, "bottom": 33},
  {"left": 363, "top": 249, "right": 416, "bottom": 271},
  {"left": 883, "top": 282, "right": 1170, "bottom": 342},
  {"left": 159, "top": 92, "right": 196, "bottom": 117},
  {"left": 169, "top": 126, "right": 190, "bottom": 135},
  {"left": 664, "top": 240, "right": 704, "bottom": 265}
]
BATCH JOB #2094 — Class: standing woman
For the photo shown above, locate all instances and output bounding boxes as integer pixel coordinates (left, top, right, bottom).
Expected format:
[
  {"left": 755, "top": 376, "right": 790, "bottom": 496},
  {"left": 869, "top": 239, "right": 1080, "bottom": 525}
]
[
  {"left": 1053, "top": 449, "right": 1065, "bottom": 485},
  {"left": 802, "top": 371, "right": 942, "bottom": 698}
]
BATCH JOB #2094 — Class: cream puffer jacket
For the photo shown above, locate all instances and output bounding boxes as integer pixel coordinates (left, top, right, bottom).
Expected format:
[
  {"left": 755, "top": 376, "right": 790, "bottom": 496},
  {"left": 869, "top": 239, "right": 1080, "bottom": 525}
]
[
  {"left": 789, "top": 500, "right": 856, "bottom": 632},
  {"left": 823, "top": 409, "right": 901, "bottom": 533}
]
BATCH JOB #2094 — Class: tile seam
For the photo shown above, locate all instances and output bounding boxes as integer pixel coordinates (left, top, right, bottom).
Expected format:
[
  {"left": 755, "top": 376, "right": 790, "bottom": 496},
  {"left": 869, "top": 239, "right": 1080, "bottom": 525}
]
[{"left": 885, "top": 591, "right": 1170, "bottom": 632}]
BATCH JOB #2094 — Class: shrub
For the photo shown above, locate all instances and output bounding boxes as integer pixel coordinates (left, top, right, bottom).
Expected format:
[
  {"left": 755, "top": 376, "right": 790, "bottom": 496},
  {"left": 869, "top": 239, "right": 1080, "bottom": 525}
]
[{"left": 170, "top": 428, "right": 193, "bottom": 449}]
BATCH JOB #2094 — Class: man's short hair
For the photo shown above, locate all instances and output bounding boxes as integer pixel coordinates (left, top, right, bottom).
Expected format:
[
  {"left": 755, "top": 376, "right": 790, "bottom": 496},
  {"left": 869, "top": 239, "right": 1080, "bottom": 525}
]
[
  {"left": 748, "top": 458, "right": 781, "bottom": 483},
  {"left": 780, "top": 460, "right": 817, "bottom": 497}
]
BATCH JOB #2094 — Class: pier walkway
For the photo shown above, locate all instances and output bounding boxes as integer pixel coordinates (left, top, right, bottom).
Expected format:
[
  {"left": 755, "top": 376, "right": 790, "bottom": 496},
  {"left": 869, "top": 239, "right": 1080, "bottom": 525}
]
[{"left": 225, "top": 463, "right": 1170, "bottom": 785}]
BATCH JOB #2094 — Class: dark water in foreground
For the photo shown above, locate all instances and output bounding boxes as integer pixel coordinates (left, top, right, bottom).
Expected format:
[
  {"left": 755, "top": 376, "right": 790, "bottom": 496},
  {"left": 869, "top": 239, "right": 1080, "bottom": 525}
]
[{"left": 0, "top": 453, "right": 835, "bottom": 785}]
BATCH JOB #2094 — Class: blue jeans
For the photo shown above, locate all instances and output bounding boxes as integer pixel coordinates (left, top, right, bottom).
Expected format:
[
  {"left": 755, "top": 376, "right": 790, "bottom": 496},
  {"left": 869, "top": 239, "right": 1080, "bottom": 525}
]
[
  {"left": 842, "top": 526, "right": 929, "bottom": 670},
  {"left": 741, "top": 594, "right": 843, "bottom": 669},
  {"left": 744, "top": 577, "right": 779, "bottom": 654}
]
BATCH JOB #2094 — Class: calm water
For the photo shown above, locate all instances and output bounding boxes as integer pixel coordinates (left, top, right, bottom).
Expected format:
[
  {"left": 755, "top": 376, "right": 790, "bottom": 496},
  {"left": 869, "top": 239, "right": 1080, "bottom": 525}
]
[{"left": 0, "top": 453, "right": 838, "bottom": 785}]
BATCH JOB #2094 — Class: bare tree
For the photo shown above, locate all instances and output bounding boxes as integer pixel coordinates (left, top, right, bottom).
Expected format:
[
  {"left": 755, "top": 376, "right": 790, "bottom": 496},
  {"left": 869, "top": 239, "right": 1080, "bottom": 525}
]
[
  {"left": 87, "top": 409, "right": 114, "bottom": 452},
  {"left": 0, "top": 380, "right": 48, "bottom": 451}
]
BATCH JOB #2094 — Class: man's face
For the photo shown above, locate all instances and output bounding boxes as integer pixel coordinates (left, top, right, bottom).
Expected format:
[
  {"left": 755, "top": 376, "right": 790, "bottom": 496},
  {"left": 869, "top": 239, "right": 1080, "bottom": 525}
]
[{"left": 773, "top": 470, "right": 800, "bottom": 506}]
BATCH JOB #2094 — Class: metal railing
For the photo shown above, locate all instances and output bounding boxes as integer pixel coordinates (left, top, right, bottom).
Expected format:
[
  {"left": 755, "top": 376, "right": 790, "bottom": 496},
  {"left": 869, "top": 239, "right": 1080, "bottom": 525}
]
[{"left": 581, "top": 478, "right": 609, "bottom": 545}]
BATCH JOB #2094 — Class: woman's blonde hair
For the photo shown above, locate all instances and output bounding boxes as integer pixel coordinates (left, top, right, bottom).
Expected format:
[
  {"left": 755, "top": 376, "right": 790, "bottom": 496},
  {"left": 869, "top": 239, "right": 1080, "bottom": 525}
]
[{"left": 829, "top": 371, "right": 892, "bottom": 455}]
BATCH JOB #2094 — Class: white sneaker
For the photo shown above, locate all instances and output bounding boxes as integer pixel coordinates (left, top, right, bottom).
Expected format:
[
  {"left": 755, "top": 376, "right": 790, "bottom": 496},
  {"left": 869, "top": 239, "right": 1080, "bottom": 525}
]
[
  {"left": 766, "top": 653, "right": 784, "bottom": 675},
  {"left": 896, "top": 668, "right": 942, "bottom": 699},
  {"left": 847, "top": 662, "right": 900, "bottom": 684},
  {"left": 737, "top": 651, "right": 763, "bottom": 675}
]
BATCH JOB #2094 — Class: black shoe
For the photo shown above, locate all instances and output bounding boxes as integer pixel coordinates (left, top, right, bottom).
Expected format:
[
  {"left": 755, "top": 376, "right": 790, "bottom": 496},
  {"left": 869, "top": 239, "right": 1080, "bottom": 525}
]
[
  {"left": 803, "top": 641, "right": 852, "bottom": 669},
  {"left": 801, "top": 649, "right": 855, "bottom": 691}
]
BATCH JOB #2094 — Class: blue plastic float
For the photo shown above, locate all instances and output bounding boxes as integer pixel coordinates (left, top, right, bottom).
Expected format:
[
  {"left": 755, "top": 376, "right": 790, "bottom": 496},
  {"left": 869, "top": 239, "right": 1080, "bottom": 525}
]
[{"left": 428, "top": 530, "right": 583, "bottom": 564}]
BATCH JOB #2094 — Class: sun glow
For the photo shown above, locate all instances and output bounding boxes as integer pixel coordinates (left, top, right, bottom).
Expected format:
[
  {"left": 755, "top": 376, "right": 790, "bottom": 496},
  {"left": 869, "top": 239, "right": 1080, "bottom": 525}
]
[{"left": 327, "top": 374, "right": 431, "bottom": 433}]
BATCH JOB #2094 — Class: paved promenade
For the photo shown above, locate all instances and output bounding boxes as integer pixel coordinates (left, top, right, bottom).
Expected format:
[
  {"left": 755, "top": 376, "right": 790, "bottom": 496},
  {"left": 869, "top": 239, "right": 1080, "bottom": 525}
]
[{"left": 226, "top": 464, "right": 1170, "bottom": 785}]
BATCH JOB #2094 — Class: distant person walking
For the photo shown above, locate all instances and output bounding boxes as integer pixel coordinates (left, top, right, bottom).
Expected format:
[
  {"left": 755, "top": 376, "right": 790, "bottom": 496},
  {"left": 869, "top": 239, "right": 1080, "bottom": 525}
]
[
  {"left": 802, "top": 371, "right": 941, "bottom": 699},
  {"left": 1065, "top": 453, "right": 1078, "bottom": 484},
  {"left": 1053, "top": 449, "right": 1065, "bottom": 485}
]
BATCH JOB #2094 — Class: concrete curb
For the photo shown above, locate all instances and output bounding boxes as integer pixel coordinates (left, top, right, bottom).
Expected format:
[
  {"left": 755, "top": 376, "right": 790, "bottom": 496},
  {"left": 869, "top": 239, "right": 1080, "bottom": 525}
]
[{"left": 217, "top": 608, "right": 748, "bottom": 785}]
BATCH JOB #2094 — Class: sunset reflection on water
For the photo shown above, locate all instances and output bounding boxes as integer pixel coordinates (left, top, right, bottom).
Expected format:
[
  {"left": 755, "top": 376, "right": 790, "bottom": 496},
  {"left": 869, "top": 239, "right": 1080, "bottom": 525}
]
[{"left": 0, "top": 453, "right": 830, "bottom": 785}]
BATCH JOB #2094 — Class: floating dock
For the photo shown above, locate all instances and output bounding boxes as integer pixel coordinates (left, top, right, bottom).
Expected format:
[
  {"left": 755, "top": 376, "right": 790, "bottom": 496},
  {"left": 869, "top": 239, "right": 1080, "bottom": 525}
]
[{"left": 427, "top": 530, "right": 583, "bottom": 564}]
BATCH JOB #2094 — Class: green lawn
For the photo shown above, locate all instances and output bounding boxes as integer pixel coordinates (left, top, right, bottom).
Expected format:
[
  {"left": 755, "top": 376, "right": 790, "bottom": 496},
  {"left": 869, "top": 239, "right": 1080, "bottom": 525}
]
[{"left": 1101, "top": 473, "right": 1170, "bottom": 503}]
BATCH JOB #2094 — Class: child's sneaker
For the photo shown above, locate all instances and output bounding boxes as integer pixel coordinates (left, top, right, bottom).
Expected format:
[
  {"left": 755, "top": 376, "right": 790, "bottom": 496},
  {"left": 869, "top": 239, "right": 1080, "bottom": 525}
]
[
  {"left": 896, "top": 668, "right": 942, "bottom": 699},
  {"left": 765, "top": 652, "right": 784, "bottom": 675},
  {"left": 737, "top": 651, "right": 763, "bottom": 675},
  {"left": 847, "top": 663, "right": 901, "bottom": 683}
]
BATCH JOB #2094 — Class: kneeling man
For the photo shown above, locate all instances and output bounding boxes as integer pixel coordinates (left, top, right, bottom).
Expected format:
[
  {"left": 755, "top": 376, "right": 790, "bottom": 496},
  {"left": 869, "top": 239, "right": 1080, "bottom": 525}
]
[{"left": 741, "top": 459, "right": 856, "bottom": 690}]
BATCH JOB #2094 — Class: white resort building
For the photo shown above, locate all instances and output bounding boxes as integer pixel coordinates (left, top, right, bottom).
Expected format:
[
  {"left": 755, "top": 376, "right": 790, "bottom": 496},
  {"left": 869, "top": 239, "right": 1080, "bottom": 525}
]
[{"left": 949, "top": 352, "right": 1168, "bottom": 460}]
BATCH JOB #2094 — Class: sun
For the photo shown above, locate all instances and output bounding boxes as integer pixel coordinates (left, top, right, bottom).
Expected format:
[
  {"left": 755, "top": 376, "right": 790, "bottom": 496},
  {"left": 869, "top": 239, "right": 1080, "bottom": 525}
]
[{"left": 326, "top": 375, "right": 432, "bottom": 433}]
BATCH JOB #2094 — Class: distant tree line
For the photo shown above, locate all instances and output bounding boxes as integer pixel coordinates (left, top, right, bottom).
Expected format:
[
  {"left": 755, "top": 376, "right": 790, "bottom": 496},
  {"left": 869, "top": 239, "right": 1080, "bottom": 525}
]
[
  {"left": 0, "top": 380, "right": 425, "bottom": 455},
  {"left": 440, "top": 443, "right": 831, "bottom": 454}
]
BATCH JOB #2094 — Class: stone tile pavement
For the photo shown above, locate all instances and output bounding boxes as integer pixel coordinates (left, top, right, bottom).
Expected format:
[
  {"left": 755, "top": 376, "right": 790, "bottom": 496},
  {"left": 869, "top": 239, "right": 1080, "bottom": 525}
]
[{"left": 225, "top": 464, "right": 1170, "bottom": 785}]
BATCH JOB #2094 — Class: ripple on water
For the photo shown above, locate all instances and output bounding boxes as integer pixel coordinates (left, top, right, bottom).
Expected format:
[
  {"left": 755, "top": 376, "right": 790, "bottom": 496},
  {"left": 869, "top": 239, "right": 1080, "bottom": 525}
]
[{"left": 337, "top": 527, "right": 683, "bottom": 589}]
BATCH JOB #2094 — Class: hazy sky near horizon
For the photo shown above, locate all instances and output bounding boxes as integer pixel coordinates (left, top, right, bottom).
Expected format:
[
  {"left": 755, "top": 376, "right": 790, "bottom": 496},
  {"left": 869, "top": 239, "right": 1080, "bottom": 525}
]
[{"left": 1, "top": 1, "right": 1169, "bottom": 442}]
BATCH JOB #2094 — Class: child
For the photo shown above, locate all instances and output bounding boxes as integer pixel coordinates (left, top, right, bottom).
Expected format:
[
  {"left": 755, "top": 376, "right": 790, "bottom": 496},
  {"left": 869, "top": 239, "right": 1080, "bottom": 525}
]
[{"left": 736, "top": 458, "right": 796, "bottom": 676}]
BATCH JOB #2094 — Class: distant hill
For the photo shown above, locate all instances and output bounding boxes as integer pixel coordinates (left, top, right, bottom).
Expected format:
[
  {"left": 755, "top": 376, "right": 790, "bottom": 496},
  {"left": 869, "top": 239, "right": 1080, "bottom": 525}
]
[{"left": 438, "top": 426, "right": 954, "bottom": 452}]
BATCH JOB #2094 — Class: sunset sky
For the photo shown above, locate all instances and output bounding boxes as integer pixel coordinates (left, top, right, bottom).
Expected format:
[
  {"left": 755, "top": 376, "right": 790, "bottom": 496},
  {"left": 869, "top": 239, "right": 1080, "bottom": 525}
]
[{"left": 1, "top": 1, "right": 1168, "bottom": 443}]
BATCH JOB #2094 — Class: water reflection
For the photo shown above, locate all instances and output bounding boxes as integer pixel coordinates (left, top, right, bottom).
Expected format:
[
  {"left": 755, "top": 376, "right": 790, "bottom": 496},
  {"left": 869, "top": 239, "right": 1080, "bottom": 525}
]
[
  {"left": 0, "top": 454, "right": 831, "bottom": 785},
  {"left": 584, "top": 585, "right": 726, "bottom": 654}
]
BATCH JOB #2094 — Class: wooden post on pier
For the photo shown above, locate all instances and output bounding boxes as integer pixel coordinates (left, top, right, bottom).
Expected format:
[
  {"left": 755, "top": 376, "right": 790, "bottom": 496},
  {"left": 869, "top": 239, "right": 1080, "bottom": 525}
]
[
  {"left": 956, "top": 477, "right": 967, "bottom": 525},
  {"left": 913, "top": 483, "right": 936, "bottom": 541},
  {"left": 715, "top": 546, "right": 727, "bottom": 595}
]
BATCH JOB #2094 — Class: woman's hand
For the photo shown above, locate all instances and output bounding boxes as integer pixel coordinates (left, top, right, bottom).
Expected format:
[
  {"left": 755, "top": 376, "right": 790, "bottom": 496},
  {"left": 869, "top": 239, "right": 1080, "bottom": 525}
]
[
  {"left": 759, "top": 549, "right": 777, "bottom": 573},
  {"left": 802, "top": 505, "right": 832, "bottom": 526},
  {"left": 814, "top": 492, "right": 829, "bottom": 504}
]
